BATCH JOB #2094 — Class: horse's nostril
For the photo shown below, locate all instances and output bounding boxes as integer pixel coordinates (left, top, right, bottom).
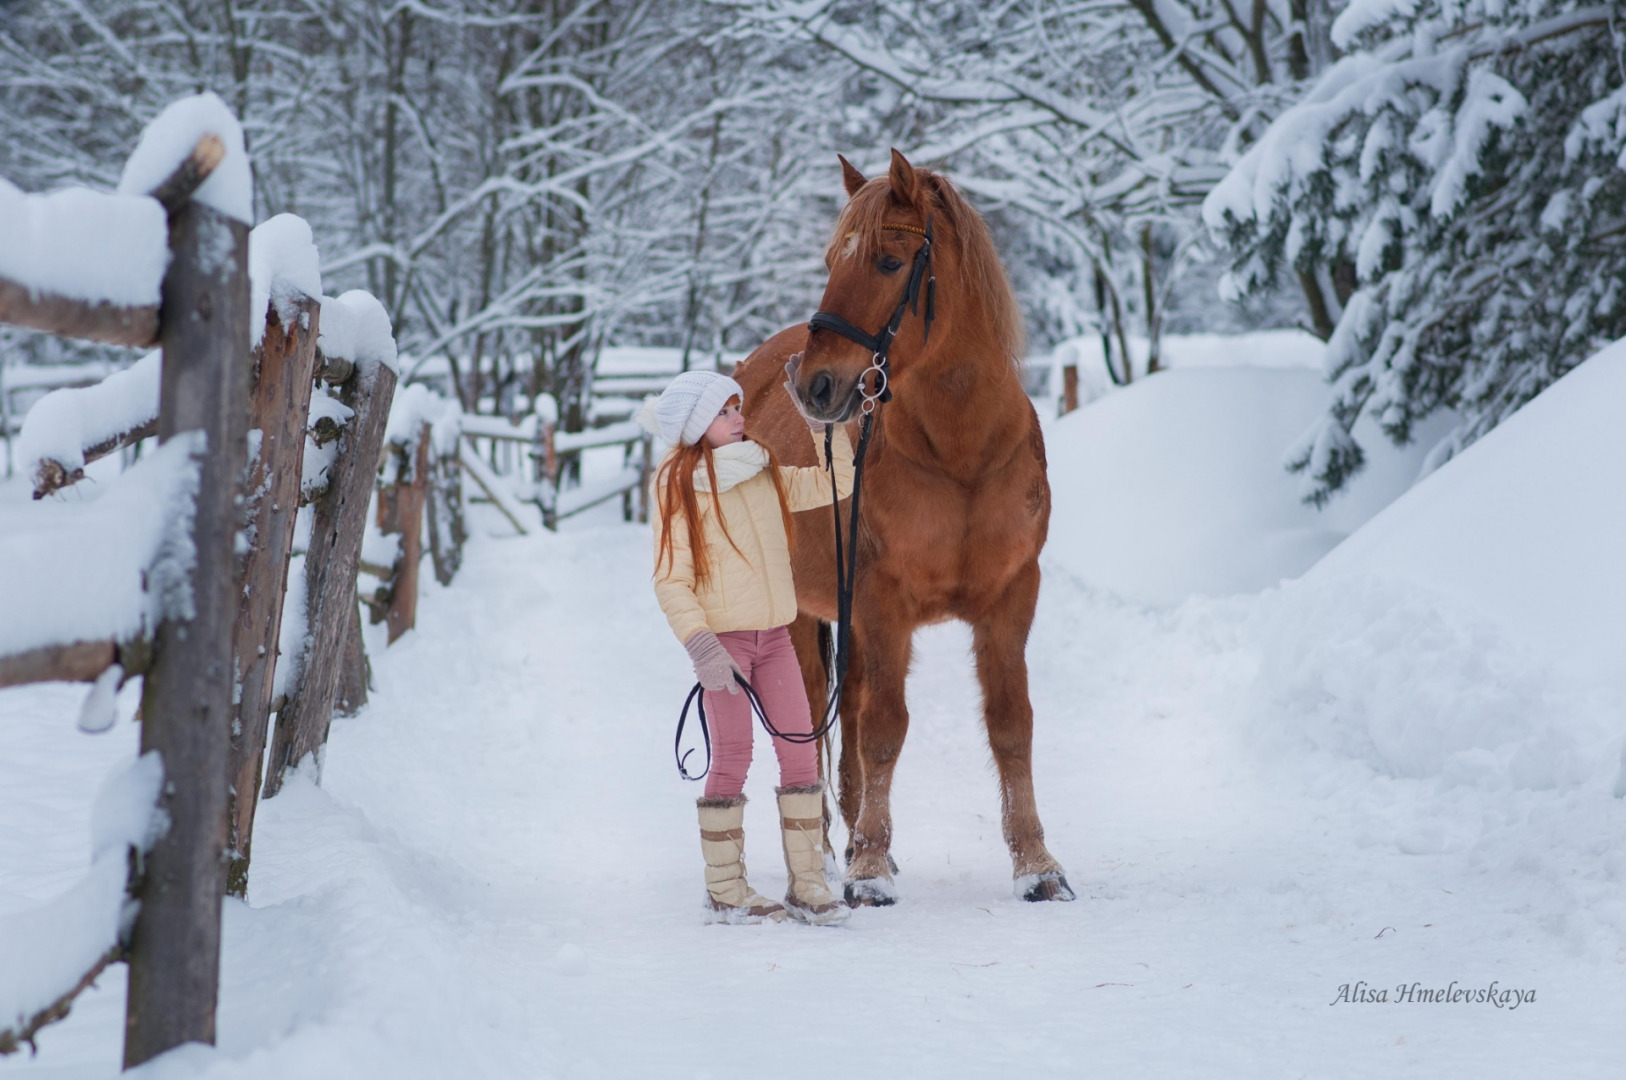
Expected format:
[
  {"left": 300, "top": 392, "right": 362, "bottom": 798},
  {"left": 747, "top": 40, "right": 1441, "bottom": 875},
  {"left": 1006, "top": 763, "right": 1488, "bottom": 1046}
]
[{"left": 810, "top": 371, "right": 834, "bottom": 410}]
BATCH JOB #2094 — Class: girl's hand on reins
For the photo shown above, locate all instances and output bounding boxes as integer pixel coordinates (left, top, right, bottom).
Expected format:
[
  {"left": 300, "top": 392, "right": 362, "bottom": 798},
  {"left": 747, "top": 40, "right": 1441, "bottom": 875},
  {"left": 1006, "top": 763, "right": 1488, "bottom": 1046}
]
[{"left": 684, "top": 629, "right": 743, "bottom": 694}]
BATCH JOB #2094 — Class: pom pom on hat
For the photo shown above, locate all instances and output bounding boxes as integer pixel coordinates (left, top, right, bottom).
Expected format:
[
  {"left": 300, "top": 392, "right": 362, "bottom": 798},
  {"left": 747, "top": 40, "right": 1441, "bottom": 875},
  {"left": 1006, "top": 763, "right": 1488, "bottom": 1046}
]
[{"left": 642, "top": 370, "right": 744, "bottom": 446}]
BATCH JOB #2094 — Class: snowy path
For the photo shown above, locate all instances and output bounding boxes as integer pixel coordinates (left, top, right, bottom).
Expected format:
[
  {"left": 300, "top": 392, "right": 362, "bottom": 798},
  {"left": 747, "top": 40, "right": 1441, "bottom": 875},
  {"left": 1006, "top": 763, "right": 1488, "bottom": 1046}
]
[{"left": 4, "top": 507, "right": 1623, "bottom": 1078}]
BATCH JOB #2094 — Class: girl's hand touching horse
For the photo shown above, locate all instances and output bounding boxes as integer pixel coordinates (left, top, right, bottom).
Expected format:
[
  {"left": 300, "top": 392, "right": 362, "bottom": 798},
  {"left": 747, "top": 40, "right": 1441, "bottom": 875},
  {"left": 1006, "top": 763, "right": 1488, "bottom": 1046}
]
[{"left": 782, "top": 353, "right": 825, "bottom": 430}]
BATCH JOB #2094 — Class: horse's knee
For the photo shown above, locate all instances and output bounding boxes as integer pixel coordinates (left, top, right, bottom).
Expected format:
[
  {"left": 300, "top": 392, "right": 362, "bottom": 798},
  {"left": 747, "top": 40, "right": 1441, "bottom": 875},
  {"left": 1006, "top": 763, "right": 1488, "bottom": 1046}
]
[
  {"left": 985, "top": 721, "right": 1034, "bottom": 763},
  {"left": 862, "top": 738, "right": 903, "bottom": 768}
]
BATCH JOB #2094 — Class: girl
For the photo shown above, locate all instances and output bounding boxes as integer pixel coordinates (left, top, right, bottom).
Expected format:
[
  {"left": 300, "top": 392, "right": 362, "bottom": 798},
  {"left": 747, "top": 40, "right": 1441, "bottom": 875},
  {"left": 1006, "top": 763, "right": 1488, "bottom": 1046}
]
[{"left": 638, "top": 365, "right": 854, "bottom": 925}]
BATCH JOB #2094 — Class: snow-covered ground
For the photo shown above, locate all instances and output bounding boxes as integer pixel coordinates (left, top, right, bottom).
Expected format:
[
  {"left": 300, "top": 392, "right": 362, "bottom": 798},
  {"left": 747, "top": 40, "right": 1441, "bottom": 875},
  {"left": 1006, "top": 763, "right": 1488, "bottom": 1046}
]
[{"left": 4, "top": 335, "right": 1626, "bottom": 1076}]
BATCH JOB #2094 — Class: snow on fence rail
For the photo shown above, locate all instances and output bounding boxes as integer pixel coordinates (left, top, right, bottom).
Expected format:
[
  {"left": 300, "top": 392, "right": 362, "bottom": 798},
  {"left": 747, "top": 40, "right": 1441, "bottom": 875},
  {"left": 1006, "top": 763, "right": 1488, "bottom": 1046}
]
[{"left": 0, "top": 94, "right": 466, "bottom": 1067}]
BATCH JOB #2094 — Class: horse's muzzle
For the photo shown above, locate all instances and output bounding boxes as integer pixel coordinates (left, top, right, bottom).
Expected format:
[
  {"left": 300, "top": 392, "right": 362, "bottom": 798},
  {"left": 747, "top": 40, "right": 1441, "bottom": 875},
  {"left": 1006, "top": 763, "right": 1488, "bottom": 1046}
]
[{"left": 796, "top": 368, "right": 863, "bottom": 423}]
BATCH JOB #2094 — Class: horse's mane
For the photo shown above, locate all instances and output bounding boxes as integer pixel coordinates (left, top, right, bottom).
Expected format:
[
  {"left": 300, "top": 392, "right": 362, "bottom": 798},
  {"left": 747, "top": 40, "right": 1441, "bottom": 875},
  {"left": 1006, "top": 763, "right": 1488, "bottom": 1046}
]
[{"left": 824, "top": 167, "right": 1025, "bottom": 365}]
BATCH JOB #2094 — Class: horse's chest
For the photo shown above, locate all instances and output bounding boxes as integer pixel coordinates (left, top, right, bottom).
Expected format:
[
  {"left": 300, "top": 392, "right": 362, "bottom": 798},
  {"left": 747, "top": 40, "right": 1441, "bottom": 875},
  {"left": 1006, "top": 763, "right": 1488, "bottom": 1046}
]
[{"left": 867, "top": 466, "right": 1041, "bottom": 612}]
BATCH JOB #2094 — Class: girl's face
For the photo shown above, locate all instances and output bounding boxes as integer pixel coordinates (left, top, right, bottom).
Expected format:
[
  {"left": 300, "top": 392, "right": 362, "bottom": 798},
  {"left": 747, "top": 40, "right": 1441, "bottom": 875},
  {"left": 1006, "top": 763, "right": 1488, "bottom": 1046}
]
[{"left": 703, "top": 397, "right": 745, "bottom": 447}]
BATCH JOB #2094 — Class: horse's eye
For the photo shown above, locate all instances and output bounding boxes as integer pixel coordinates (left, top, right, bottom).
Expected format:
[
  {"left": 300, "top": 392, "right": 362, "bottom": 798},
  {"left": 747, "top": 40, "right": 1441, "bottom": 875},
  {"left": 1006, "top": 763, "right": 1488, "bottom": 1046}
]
[{"left": 877, "top": 255, "right": 903, "bottom": 275}]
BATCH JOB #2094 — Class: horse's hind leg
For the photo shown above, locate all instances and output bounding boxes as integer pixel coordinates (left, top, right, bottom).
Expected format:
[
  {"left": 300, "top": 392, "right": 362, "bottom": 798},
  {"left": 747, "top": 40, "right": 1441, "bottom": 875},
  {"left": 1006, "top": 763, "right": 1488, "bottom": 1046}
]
[
  {"left": 788, "top": 612, "right": 840, "bottom": 870},
  {"left": 973, "top": 561, "right": 1074, "bottom": 902}
]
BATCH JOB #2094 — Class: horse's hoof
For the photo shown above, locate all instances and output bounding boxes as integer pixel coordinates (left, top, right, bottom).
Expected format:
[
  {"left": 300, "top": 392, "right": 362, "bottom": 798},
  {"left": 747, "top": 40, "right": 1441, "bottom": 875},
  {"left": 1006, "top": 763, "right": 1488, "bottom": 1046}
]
[
  {"left": 1016, "top": 871, "right": 1076, "bottom": 902},
  {"left": 844, "top": 877, "right": 898, "bottom": 907},
  {"left": 844, "top": 848, "right": 899, "bottom": 875}
]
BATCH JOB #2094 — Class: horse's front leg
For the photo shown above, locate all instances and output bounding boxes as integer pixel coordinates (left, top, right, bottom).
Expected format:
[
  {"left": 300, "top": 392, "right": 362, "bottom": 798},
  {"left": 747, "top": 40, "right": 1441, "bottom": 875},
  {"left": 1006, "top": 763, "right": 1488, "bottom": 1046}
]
[
  {"left": 844, "top": 608, "right": 912, "bottom": 907},
  {"left": 973, "top": 561, "right": 1074, "bottom": 902},
  {"left": 834, "top": 635, "right": 864, "bottom": 849}
]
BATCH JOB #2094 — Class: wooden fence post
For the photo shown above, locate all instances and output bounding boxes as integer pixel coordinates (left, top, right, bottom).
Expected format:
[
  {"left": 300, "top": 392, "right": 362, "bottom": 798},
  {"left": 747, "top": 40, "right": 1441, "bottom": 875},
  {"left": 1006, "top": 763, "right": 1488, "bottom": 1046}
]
[
  {"left": 376, "top": 421, "right": 430, "bottom": 644},
  {"left": 426, "top": 437, "right": 465, "bottom": 586},
  {"left": 224, "top": 297, "right": 319, "bottom": 899},
  {"left": 123, "top": 200, "right": 250, "bottom": 1069},
  {"left": 262, "top": 359, "right": 397, "bottom": 798},
  {"left": 638, "top": 433, "right": 651, "bottom": 524},
  {"left": 541, "top": 422, "right": 559, "bottom": 531},
  {"left": 335, "top": 601, "right": 370, "bottom": 716},
  {"left": 1060, "top": 363, "right": 1079, "bottom": 417}
]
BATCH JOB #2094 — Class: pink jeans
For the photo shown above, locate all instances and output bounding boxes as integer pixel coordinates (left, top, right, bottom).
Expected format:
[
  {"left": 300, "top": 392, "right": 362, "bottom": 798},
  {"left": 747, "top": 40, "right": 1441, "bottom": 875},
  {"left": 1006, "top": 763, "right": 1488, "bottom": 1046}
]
[{"left": 703, "top": 626, "right": 819, "bottom": 799}]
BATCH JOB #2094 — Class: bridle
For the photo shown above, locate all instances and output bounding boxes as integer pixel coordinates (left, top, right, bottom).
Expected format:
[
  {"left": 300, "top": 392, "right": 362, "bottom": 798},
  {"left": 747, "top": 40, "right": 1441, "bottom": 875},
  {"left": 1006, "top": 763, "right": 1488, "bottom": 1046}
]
[
  {"left": 806, "top": 217, "right": 937, "bottom": 413},
  {"left": 673, "top": 216, "right": 941, "bottom": 780}
]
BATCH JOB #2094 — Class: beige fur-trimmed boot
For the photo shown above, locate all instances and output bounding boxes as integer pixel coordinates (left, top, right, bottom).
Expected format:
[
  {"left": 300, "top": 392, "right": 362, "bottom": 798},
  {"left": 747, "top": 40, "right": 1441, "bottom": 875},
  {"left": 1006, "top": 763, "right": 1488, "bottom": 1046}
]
[
  {"left": 698, "top": 796, "right": 786, "bottom": 924},
  {"left": 777, "top": 783, "right": 851, "bottom": 925}
]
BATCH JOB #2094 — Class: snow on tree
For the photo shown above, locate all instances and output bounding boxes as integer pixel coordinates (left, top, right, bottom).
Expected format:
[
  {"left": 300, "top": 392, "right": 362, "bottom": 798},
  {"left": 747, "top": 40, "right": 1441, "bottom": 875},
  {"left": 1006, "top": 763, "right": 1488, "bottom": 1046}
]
[
  {"left": 0, "top": 0, "right": 841, "bottom": 429},
  {"left": 2, "top": 0, "right": 1357, "bottom": 411},
  {"left": 736, "top": 0, "right": 1338, "bottom": 377},
  {"left": 1205, "top": 2, "right": 1626, "bottom": 502}
]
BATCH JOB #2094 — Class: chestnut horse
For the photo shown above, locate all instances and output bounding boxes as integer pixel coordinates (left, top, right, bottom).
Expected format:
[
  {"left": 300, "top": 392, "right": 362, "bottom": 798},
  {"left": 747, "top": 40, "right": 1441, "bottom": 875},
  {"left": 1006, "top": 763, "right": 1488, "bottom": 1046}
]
[{"left": 732, "top": 150, "right": 1073, "bottom": 905}]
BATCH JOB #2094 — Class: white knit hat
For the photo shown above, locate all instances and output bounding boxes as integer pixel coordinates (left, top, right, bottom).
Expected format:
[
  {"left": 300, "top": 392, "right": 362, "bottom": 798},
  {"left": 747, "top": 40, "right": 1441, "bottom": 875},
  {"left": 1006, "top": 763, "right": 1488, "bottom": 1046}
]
[{"left": 635, "top": 370, "right": 744, "bottom": 447}]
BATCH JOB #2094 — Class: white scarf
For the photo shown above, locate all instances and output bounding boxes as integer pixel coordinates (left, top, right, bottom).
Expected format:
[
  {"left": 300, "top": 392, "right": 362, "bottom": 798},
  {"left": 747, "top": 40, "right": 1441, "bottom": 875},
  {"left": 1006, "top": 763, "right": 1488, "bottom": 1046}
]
[{"left": 693, "top": 440, "right": 769, "bottom": 493}]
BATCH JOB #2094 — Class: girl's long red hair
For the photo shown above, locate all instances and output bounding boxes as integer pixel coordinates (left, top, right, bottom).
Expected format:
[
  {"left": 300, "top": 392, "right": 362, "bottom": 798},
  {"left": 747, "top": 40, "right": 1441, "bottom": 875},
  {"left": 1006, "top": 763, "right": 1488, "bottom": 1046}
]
[{"left": 655, "top": 433, "right": 796, "bottom": 592}]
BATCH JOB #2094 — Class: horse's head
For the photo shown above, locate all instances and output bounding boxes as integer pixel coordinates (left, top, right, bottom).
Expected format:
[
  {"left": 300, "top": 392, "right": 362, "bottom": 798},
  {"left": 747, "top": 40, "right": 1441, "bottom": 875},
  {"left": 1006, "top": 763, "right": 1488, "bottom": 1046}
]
[{"left": 790, "top": 149, "right": 1022, "bottom": 423}]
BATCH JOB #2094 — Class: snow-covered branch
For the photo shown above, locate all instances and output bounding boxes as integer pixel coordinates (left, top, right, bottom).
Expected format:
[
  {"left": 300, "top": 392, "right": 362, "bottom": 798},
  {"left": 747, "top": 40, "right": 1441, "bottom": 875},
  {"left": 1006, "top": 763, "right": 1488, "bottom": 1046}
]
[{"left": 1208, "top": 0, "right": 1626, "bottom": 501}]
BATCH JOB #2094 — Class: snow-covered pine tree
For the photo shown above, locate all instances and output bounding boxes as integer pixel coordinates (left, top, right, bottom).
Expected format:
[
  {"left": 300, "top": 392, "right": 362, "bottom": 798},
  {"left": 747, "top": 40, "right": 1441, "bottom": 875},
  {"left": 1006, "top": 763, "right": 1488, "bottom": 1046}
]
[{"left": 1205, "top": 1, "right": 1626, "bottom": 503}]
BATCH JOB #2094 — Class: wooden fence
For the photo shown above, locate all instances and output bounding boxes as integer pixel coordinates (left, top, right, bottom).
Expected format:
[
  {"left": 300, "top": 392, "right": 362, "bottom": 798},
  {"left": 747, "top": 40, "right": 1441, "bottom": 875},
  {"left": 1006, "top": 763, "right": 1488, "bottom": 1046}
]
[
  {"left": 459, "top": 411, "right": 650, "bottom": 532},
  {"left": 0, "top": 124, "right": 461, "bottom": 1067}
]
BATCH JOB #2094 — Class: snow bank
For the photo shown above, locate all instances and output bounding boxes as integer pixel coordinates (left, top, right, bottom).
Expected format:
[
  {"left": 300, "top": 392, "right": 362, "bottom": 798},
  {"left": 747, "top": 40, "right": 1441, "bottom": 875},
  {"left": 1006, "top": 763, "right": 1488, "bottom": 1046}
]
[
  {"left": 1243, "top": 337, "right": 1626, "bottom": 797},
  {"left": 319, "top": 291, "right": 398, "bottom": 376},
  {"left": 1038, "top": 328, "right": 1325, "bottom": 409},
  {"left": 0, "top": 750, "right": 161, "bottom": 1035},
  {"left": 0, "top": 179, "right": 168, "bottom": 307},
  {"left": 248, "top": 215, "right": 322, "bottom": 347},
  {"left": 13, "top": 350, "right": 160, "bottom": 479},
  {"left": 1250, "top": 573, "right": 1615, "bottom": 791},
  {"left": 0, "top": 434, "right": 201, "bottom": 658},
  {"left": 1044, "top": 366, "right": 1449, "bottom": 605},
  {"left": 1301, "top": 336, "right": 1626, "bottom": 690},
  {"left": 117, "top": 92, "right": 252, "bottom": 224}
]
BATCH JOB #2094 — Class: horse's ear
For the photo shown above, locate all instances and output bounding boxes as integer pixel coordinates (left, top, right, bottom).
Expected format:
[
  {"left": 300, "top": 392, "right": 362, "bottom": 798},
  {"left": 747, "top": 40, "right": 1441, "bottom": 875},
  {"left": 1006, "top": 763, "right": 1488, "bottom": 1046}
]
[
  {"left": 839, "top": 154, "right": 867, "bottom": 198},
  {"left": 888, "top": 148, "right": 918, "bottom": 205}
]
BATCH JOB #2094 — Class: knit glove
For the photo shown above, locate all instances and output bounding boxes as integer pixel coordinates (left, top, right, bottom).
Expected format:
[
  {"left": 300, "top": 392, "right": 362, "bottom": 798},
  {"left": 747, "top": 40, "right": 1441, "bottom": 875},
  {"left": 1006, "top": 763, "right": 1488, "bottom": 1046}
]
[
  {"left": 783, "top": 353, "right": 825, "bottom": 430},
  {"left": 684, "top": 630, "right": 743, "bottom": 694}
]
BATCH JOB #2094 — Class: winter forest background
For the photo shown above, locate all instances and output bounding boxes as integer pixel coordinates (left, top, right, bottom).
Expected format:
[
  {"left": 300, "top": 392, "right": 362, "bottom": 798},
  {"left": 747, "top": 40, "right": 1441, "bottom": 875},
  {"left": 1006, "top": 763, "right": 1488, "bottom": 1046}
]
[{"left": 5, "top": 0, "right": 1623, "bottom": 500}]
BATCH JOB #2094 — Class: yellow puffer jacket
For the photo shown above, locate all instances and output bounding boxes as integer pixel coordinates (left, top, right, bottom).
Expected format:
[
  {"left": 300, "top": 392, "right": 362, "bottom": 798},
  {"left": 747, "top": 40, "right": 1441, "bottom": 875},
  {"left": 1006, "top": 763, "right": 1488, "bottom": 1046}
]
[{"left": 652, "top": 427, "right": 854, "bottom": 644}]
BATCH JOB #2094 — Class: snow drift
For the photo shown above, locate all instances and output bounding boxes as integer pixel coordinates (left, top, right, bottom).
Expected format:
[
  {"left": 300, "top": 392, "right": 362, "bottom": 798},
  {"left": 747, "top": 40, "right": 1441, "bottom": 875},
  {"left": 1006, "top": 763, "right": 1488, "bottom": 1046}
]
[
  {"left": 1307, "top": 337, "right": 1626, "bottom": 690},
  {"left": 1248, "top": 337, "right": 1626, "bottom": 796},
  {"left": 1044, "top": 365, "right": 1449, "bottom": 605}
]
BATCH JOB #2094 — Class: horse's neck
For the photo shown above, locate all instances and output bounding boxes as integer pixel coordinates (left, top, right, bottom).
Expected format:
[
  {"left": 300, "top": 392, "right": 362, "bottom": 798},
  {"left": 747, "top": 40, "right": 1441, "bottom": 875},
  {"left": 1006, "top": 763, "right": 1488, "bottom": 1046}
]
[{"left": 884, "top": 351, "right": 1027, "bottom": 481}]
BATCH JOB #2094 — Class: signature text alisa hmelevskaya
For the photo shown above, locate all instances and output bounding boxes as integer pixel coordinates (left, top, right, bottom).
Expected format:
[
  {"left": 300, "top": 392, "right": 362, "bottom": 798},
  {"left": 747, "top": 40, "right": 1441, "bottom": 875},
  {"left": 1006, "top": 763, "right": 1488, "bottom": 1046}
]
[{"left": 1330, "top": 981, "right": 1534, "bottom": 1009}]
